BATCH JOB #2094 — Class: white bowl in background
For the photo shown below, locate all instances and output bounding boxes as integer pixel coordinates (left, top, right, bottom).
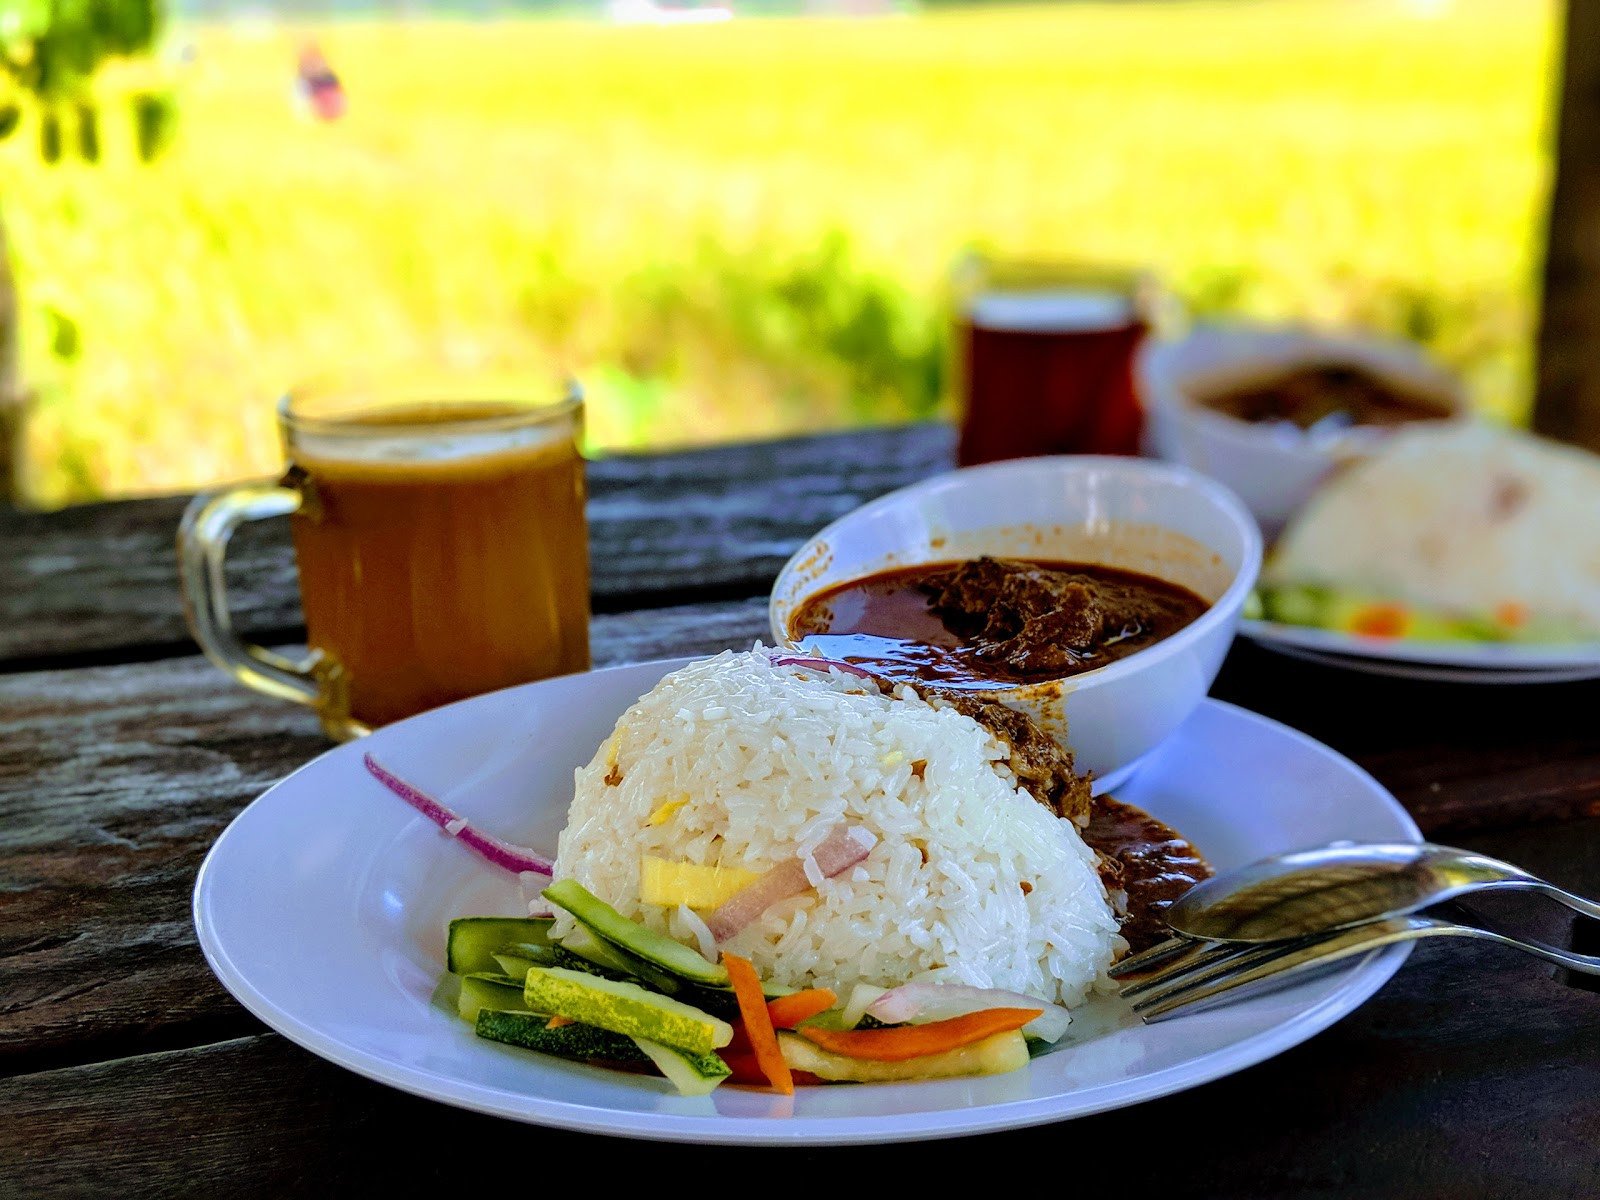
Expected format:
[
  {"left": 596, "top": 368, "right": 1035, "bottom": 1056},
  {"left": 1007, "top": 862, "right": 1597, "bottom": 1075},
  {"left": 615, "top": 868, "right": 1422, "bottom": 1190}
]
[
  {"left": 1138, "top": 326, "right": 1464, "bottom": 536},
  {"left": 768, "top": 456, "right": 1262, "bottom": 789}
]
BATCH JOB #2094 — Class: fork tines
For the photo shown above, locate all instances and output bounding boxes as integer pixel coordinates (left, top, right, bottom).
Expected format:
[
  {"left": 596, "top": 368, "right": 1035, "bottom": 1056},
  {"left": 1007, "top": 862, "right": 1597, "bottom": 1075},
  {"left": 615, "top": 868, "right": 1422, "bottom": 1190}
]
[{"left": 1115, "top": 923, "right": 1403, "bottom": 1022}]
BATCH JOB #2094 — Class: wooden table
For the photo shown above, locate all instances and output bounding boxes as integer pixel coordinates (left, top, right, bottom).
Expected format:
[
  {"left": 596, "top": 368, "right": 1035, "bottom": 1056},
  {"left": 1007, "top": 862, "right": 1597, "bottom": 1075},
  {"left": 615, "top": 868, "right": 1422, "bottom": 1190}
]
[{"left": 2, "top": 424, "right": 1597, "bottom": 1197}]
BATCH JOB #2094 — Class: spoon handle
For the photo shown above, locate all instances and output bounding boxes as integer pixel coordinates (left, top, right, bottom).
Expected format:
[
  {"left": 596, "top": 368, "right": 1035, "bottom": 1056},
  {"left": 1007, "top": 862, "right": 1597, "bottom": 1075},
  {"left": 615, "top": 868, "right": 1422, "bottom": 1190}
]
[
  {"left": 1463, "top": 923, "right": 1600, "bottom": 976},
  {"left": 1520, "top": 879, "right": 1600, "bottom": 924}
]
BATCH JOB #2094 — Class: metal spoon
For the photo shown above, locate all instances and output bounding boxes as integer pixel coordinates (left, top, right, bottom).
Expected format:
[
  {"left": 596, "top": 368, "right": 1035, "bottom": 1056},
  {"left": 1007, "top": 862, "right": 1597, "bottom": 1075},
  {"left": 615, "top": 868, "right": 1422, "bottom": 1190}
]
[{"left": 1163, "top": 841, "right": 1600, "bottom": 944}]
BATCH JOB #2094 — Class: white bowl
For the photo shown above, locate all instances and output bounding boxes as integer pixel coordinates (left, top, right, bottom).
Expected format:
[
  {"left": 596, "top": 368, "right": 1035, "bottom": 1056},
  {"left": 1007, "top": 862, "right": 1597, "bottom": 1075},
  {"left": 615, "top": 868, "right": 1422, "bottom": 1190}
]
[
  {"left": 1138, "top": 326, "right": 1464, "bottom": 536},
  {"left": 768, "top": 456, "right": 1262, "bottom": 788}
]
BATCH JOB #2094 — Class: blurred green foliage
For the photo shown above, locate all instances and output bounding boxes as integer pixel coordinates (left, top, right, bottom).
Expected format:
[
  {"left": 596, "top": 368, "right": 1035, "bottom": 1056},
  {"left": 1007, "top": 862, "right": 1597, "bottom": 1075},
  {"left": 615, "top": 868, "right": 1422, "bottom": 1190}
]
[
  {"left": 0, "top": 0, "right": 173, "bottom": 160},
  {"left": 0, "top": 1, "right": 1558, "bottom": 505}
]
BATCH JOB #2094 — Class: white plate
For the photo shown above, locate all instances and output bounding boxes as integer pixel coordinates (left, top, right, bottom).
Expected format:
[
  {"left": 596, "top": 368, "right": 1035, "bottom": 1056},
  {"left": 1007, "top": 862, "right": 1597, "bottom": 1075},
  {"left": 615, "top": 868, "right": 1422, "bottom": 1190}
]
[
  {"left": 1257, "top": 640, "right": 1600, "bottom": 685},
  {"left": 1243, "top": 617, "right": 1600, "bottom": 678},
  {"left": 194, "top": 657, "right": 1420, "bottom": 1146}
]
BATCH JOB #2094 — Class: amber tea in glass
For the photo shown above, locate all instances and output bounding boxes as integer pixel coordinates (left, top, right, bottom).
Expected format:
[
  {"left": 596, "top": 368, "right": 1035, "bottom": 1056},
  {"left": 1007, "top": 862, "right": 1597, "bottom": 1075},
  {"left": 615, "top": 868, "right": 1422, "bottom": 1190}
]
[{"left": 179, "top": 378, "right": 589, "bottom": 739}]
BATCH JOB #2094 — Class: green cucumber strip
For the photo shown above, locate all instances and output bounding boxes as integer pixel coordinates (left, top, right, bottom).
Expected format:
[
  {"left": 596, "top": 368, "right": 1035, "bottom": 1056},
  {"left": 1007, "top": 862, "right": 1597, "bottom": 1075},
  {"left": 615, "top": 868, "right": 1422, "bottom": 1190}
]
[
  {"left": 561, "top": 925, "right": 684, "bottom": 995},
  {"left": 630, "top": 1037, "right": 731, "bottom": 1096},
  {"left": 503, "top": 941, "right": 563, "bottom": 966},
  {"left": 492, "top": 953, "right": 544, "bottom": 982},
  {"left": 457, "top": 973, "right": 530, "bottom": 1024},
  {"left": 522, "top": 966, "right": 733, "bottom": 1057},
  {"left": 544, "top": 879, "right": 729, "bottom": 988},
  {"left": 446, "top": 916, "right": 556, "bottom": 974},
  {"left": 474, "top": 1009, "right": 648, "bottom": 1064}
]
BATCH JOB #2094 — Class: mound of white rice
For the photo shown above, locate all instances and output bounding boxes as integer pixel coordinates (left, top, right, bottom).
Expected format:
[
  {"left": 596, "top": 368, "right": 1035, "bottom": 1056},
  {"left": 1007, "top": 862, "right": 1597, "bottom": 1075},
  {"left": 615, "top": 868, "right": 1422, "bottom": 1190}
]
[{"left": 552, "top": 650, "right": 1121, "bottom": 1007}]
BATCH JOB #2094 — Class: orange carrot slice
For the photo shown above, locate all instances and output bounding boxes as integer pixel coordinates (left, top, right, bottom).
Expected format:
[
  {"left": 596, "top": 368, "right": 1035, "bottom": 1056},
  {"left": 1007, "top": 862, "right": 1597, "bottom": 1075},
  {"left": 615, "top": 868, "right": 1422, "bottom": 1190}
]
[
  {"left": 1349, "top": 603, "right": 1408, "bottom": 639},
  {"left": 546, "top": 1015, "right": 573, "bottom": 1029},
  {"left": 797, "top": 1007, "right": 1041, "bottom": 1062},
  {"left": 766, "top": 988, "right": 837, "bottom": 1029},
  {"left": 1495, "top": 601, "right": 1530, "bottom": 629},
  {"left": 723, "top": 1052, "right": 827, "bottom": 1087},
  {"left": 725, "top": 953, "right": 793, "bottom": 1094}
]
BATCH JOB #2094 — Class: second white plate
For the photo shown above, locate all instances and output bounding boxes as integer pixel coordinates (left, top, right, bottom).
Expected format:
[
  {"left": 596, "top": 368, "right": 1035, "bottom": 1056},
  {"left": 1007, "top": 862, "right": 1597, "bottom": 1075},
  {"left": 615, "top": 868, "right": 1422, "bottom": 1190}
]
[{"left": 1243, "top": 617, "right": 1600, "bottom": 680}]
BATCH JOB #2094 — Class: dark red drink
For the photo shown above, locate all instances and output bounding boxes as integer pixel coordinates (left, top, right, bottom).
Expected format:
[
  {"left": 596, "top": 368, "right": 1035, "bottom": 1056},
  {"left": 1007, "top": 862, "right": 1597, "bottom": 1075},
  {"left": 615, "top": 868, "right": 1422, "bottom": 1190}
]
[{"left": 957, "top": 279, "right": 1150, "bottom": 466}]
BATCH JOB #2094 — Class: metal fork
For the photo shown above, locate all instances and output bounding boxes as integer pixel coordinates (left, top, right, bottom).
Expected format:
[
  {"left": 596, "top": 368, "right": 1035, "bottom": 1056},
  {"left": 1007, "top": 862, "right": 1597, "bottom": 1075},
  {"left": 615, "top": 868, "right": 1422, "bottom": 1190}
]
[{"left": 1114, "top": 912, "right": 1600, "bottom": 1022}]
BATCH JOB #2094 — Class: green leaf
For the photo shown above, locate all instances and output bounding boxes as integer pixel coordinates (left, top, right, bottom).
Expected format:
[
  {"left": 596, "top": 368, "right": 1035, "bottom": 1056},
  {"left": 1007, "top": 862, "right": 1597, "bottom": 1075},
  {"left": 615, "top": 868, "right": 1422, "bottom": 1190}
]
[
  {"left": 43, "top": 306, "right": 81, "bottom": 362},
  {"left": 131, "top": 89, "right": 173, "bottom": 161},
  {"left": 75, "top": 101, "right": 97, "bottom": 161},
  {"left": 0, "top": 103, "right": 19, "bottom": 139},
  {"left": 38, "top": 108, "right": 60, "bottom": 161}
]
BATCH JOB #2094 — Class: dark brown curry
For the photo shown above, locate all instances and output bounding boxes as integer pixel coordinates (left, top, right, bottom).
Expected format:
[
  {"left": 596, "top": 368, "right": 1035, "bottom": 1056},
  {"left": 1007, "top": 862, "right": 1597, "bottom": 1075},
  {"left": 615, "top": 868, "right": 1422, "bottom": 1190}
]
[
  {"left": 789, "top": 556, "right": 1209, "bottom": 688},
  {"left": 1196, "top": 363, "right": 1452, "bottom": 432},
  {"left": 1084, "top": 798, "right": 1211, "bottom": 952}
]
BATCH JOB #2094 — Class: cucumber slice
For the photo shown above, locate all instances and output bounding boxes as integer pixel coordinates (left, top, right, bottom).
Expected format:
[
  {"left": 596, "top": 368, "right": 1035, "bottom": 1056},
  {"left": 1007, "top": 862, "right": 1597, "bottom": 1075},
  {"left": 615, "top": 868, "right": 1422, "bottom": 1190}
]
[
  {"left": 561, "top": 926, "right": 683, "bottom": 994},
  {"left": 446, "top": 917, "right": 556, "bottom": 974},
  {"left": 522, "top": 966, "right": 734, "bottom": 1057},
  {"left": 504, "top": 941, "right": 563, "bottom": 966},
  {"left": 544, "top": 879, "right": 729, "bottom": 988},
  {"left": 630, "top": 1037, "right": 731, "bottom": 1096},
  {"left": 492, "top": 953, "right": 545, "bottom": 982},
  {"left": 457, "top": 973, "right": 530, "bottom": 1023},
  {"left": 1261, "top": 584, "right": 1330, "bottom": 628},
  {"left": 474, "top": 1009, "right": 648, "bottom": 1065}
]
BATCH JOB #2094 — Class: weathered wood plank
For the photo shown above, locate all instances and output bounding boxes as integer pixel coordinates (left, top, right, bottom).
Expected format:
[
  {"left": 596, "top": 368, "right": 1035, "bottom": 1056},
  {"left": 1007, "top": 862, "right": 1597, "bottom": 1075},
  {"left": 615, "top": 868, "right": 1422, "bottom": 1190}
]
[
  {"left": 0, "top": 598, "right": 769, "bottom": 1073},
  {"left": 1211, "top": 642, "right": 1600, "bottom": 832},
  {"left": 1534, "top": 0, "right": 1600, "bottom": 451},
  {"left": 3, "top": 926, "right": 1596, "bottom": 1199},
  {"left": 0, "top": 424, "right": 952, "bottom": 669},
  {"left": 3, "top": 623, "right": 1598, "bottom": 1078}
]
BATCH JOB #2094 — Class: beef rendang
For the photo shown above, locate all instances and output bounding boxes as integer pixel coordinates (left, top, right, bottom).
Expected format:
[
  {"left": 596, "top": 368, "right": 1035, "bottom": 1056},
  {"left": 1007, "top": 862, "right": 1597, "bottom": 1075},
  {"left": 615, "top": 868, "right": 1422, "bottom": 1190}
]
[{"left": 789, "top": 555, "right": 1209, "bottom": 688}]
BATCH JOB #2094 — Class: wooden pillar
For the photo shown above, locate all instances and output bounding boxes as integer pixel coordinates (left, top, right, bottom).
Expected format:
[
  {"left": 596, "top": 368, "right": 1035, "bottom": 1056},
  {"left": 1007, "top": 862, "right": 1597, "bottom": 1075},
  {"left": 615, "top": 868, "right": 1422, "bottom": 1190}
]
[
  {"left": 0, "top": 217, "right": 20, "bottom": 504},
  {"left": 1534, "top": 0, "right": 1600, "bottom": 450}
]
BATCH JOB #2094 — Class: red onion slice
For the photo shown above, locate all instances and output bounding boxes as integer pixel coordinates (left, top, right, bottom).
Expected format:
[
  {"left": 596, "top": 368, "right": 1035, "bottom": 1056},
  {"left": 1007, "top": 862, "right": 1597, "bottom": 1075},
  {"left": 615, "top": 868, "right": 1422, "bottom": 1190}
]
[
  {"left": 364, "top": 753, "right": 554, "bottom": 877},
  {"left": 706, "top": 824, "right": 877, "bottom": 943},
  {"left": 769, "top": 653, "right": 878, "bottom": 681},
  {"left": 867, "top": 982, "right": 1071, "bottom": 1043}
]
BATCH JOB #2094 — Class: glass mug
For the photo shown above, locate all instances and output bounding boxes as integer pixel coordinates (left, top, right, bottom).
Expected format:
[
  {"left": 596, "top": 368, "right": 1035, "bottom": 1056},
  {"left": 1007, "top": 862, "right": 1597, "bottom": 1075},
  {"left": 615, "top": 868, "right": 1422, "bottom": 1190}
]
[
  {"left": 953, "top": 255, "right": 1164, "bottom": 466},
  {"left": 178, "top": 378, "right": 590, "bottom": 740}
]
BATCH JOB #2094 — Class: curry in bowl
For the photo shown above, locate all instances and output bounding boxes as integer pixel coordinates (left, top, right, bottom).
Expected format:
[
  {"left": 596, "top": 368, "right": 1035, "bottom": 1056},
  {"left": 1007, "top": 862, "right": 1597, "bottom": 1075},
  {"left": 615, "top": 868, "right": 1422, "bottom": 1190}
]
[{"left": 787, "top": 555, "right": 1211, "bottom": 689}]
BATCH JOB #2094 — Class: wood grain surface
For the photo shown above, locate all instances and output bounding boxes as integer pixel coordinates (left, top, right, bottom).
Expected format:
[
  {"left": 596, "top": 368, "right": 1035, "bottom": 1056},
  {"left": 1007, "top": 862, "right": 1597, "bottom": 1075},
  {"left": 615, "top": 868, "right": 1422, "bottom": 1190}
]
[
  {"left": 3, "top": 926, "right": 1597, "bottom": 1198},
  {"left": 4, "top": 426, "right": 1599, "bottom": 1198},
  {"left": 4, "top": 616, "right": 1596, "bottom": 1079},
  {"left": 0, "top": 599, "right": 768, "bottom": 1074},
  {"left": 0, "top": 424, "right": 951, "bottom": 668}
]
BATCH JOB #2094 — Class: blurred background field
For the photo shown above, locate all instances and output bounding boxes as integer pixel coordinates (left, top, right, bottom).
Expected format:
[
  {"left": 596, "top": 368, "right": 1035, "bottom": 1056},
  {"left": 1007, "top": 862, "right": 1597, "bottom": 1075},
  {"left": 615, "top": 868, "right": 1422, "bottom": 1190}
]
[{"left": 1, "top": 0, "right": 1557, "bottom": 505}]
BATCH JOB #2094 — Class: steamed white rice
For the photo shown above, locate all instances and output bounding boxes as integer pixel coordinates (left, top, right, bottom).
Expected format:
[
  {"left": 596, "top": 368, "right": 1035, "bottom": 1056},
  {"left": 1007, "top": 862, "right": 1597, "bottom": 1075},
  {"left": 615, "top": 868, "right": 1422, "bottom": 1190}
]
[{"left": 551, "top": 650, "right": 1121, "bottom": 1008}]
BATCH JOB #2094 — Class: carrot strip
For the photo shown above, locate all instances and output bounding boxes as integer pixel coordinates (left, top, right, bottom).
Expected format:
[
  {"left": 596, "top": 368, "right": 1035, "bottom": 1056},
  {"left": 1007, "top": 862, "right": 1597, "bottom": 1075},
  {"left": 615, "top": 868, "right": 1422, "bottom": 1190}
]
[
  {"left": 797, "top": 1007, "right": 1041, "bottom": 1062},
  {"left": 546, "top": 1015, "right": 573, "bottom": 1029},
  {"left": 1495, "top": 601, "right": 1530, "bottom": 629},
  {"left": 723, "top": 1052, "right": 827, "bottom": 1087},
  {"left": 719, "top": 1051, "right": 765, "bottom": 1086},
  {"left": 724, "top": 953, "right": 793, "bottom": 1094},
  {"left": 1349, "top": 603, "right": 1408, "bottom": 639},
  {"left": 766, "top": 988, "right": 837, "bottom": 1029}
]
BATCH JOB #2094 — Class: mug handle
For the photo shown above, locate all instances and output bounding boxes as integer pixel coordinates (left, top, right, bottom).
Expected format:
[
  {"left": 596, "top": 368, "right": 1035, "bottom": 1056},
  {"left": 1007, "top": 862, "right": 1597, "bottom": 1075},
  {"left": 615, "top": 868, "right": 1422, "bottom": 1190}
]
[{"left": 177, "top": 481, "right": 323, "bottom": 709}]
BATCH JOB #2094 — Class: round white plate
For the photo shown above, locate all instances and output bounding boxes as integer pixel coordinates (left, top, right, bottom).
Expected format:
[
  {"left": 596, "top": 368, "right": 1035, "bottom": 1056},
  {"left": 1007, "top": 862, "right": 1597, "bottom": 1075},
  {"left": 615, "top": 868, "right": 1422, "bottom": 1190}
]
[
  {"left": 1257, "top": 640, "right": 1600, "bottom": 685},
  {"left": 194, "top": 657, "right": 1420, "bottom": 1146},
  {"left": 1242, "top": 617, "right": 1600, "bottom": 676}
]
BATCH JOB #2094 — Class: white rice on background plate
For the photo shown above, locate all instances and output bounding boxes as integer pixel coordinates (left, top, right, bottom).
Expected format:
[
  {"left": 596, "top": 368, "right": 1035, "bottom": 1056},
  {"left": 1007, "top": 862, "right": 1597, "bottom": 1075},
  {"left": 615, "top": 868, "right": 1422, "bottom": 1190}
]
[{"left": 552, "top": 650, "right": 1122, "bottom": 1009}]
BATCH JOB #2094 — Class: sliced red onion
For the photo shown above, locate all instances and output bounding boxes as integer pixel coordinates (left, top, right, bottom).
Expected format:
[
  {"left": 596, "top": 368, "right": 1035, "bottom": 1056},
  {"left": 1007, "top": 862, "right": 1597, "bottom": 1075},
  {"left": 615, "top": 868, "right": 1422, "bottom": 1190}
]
[
  {"left": 364, "top": 753, "right": 553, "bottom": 877},
  {"left": 676, "top": 903, "right": 718, "bottom": 962},
  {"left": 706, "top": 824, "right": 877, "bottom": 943},
  {"left": 867, "top": 982, "right": 1070, "bottom": 1043},
  {"left": 770, "top": 653, "right": 877, "bottom": 681}
]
